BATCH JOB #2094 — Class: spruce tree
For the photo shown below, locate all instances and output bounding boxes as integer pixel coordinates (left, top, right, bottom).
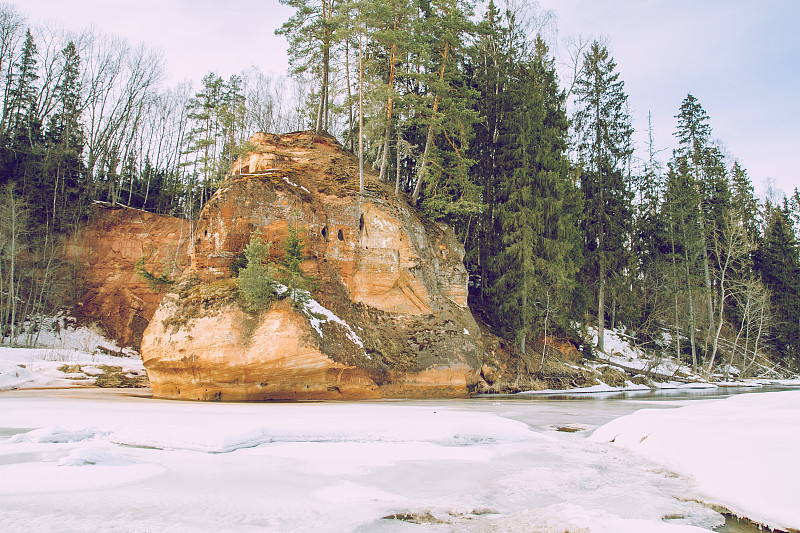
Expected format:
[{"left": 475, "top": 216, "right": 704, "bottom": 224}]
[
  {"left": 662, "top": 155, "right": 705, "bottom": 370},
  {"left": 237, "top": 231, "right": 276, "bottom": 313},
  {"left": 631, "top": 113, "right": 669, "bottom": 345},
  {"left": 573, "top": 41, "right": 633, "bottom": 352},
  {"left": 755, "top": 202, "right": 800, "bottom": 364},
  {"left": 729, "top": 161, "right": 760, "bottom": 243},
  {"left": 673, "top": 94, "right": 717, "bottom": 356},
  {"left": 465, "top": 1, "right": 521, "bottom": 302},
  {"left": 279, "top": 220, "right": 316, "bottom": 309},
  {"left": 491, "top": 36, "right": 576, "bottom": 355},
  {"left": 43, "top": 41, "right": 87, "bottom": 232},
  {"left": 7, "top": 29, "right": 40, "bottom": 149}
]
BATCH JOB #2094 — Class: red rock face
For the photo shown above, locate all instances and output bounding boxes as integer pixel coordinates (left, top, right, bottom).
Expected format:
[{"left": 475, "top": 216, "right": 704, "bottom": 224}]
[
  {"left": 141, "top": 132, "right": 482, "bottom": 400},
  {"left": 66, "top": 206, "right": 190, "bottom": 349}
]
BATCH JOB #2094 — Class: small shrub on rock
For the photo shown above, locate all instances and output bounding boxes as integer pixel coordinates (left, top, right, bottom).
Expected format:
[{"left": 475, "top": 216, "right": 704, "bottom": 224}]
[{"left": 237, "top": 231, "right": 276, "bottom": 312}]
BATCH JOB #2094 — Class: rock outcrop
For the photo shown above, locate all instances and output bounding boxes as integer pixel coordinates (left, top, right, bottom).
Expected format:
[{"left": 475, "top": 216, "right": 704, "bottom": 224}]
[
  {"left": 67, "top": 206, "right": 190, "bottom": 349},
  {"left": 141, "top": 132, "right": 482, "bottom": 400}
]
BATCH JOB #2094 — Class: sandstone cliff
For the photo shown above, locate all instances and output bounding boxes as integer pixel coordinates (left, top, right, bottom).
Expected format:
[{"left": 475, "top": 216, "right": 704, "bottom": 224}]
[
  {"left": 141, "top": 132, "right": 483, "bottom": 400},
  {"left": 67, "top": 205, "right": 190, "bottom": 349}
]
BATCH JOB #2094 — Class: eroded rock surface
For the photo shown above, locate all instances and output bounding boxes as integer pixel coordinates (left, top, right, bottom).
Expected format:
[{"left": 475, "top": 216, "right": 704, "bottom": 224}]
[
  {"left": 141, "top": 132, "right": 481, "bottom": 400},
  {"left": 67, "top": 206, "right": 190, "bottom": 349}
]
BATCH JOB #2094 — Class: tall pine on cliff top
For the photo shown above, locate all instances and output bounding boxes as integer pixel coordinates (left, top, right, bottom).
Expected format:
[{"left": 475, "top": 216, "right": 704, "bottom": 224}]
[
  {"left": 362, "top": 0, "right": 417, "bottom": 183},
  {"left": 573, "top": 41, "right": 633, "bottom": 352},
  {"left": 409, "top": 0, "right": 480, "bottom": 227},
  {"left": 276, "top": 0, "right": 339, "bottom": 133}
]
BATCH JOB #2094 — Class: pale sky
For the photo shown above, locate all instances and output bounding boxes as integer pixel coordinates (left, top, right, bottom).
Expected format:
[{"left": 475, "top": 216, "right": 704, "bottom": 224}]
[{"left": 18, "top": 0, "right": 799, "bottom": 198}]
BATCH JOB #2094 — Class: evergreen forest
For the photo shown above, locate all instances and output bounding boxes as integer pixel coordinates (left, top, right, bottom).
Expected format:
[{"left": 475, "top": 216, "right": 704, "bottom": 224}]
[{"left": 1, "top": 1, "right": 798, "bottom": 376}]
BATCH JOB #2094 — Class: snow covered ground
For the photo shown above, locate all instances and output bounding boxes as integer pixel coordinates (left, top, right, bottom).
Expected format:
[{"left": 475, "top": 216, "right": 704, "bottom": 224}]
[
  {"left": 0, "top": 320, "right": 145, "bottom": 390},
  {"left": 2, "top": 322, "right": 799, "bottom": 531},
  {"left": 592, "top": 390, "right": 800, "bottom": 532},
  {"left": 586, "top": 326, "right": 682, "bottom": 374},
  {"left": 2, "top": 388, "right": 797, "bottom": 532},
  {"left": 584, "top": 326, "right": 799, "bottom": 387}
]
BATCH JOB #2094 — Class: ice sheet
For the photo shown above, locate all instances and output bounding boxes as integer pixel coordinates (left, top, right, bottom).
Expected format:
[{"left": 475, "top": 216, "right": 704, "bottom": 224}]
[{"left": 0, "top": 393, "right": 737, "bottom": 532}]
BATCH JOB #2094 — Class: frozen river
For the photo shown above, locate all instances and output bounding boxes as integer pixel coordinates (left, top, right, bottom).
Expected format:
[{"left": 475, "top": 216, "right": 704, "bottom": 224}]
[{"left": 0, "top": 387, "right": 791, "bottom": 532}]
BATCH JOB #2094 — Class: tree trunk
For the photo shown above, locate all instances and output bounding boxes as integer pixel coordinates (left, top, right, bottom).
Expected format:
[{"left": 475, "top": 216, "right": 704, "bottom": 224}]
[
  {"left": 358, "top": 22, "right": 364, "bottom": 195},
  {"left": 410, "top": 95, "right": 439, "bottom": 206},
  {"left": 379, "top": 120, "right": 391, "bottom": 182},
  {"left": 670, "top": 228, "right": 681, "bottom": 361},
  {"left": 410, "top": 44, "right": 449, "bottom": 206},
  {"left": 378, "top": 43, "right": 397, "bottom": 182},
  {"left": 345, "top": 39, "right": 354, "bottom": 152},
  {"left": 395, "top": 129, "right": 402, "bottom": 196},
  {"left": 598, "top": 266, "right": 605, "bottom": 352},
  {"left": 681, "top": 226, "right": 698, "bottom": 373}
]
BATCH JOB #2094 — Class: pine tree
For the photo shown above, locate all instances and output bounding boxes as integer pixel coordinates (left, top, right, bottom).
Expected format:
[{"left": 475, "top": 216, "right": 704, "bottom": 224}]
[
  {"left": 362, "top": 0, "right": 416, "bottom": 182},
  {"left": 184, "top": 72, "right": 225, "bottom": 208},
  {"left": 409, "top": 0, "right": 480, "bottom": 225},
  {"left": 219, "top": 74, "right": 247, "bottom": 169},
  {"left": 276, "top": 0, "right": 340, "bottom": 133},
  {"left": 573, "top": 41, "right": 633, "bottom": 352}
]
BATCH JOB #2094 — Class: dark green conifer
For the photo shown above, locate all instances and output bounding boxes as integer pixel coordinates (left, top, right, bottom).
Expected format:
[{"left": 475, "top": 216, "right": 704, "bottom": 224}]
[
  {"left": 573, "top": 41, "right": 634, "bottom": 352},
  {"left": 755, "top": 202, "right": 800, "bottom": 363}
]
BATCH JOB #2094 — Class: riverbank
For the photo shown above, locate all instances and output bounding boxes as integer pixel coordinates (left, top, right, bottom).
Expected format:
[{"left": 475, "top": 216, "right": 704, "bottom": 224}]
[{"left": 3, "top": 322, "right": 797, "bottom": 395}]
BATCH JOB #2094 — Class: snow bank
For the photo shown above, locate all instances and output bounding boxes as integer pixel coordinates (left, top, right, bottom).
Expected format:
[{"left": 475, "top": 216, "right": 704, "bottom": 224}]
[
  {"left": 2, "top": 317, "right": 137, "bottom": 357},
  {"left": 0, "top": 350, "right": 145, "bottom": 390},
  {"left": 0, "top": 360, "right": 36, "bottom": 390},
  {"left": 591, "top": 390, "right": 800, "bottom": 531},
  {"left": 586, "top": 326, "right": 688, "bottom": 378},
  {"left": 0, "top": 395, "right": 729, "bottom": 532},
  {"left": 0, "top": 320, "right": 144, "bottom": 390}
]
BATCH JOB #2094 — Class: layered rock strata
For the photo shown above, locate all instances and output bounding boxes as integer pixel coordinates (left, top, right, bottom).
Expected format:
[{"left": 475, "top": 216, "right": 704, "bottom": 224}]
[
  {"left": 141, "top": 132, "right": 482, "bottom": 400},
  {"left": 67, "top": 205, "right": 190, "bottom": 349}
]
